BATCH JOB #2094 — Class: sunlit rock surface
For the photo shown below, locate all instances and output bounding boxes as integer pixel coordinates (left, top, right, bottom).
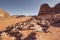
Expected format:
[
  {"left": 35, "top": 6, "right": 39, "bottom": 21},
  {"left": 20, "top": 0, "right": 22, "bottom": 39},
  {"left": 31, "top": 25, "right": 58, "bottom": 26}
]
[{"left": 0, "top": 8, "right": 9, "bottom": 18}]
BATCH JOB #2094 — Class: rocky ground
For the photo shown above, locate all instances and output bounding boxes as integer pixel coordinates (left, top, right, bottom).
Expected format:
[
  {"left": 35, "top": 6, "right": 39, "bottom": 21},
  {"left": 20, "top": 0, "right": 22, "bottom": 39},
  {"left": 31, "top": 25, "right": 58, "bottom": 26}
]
[
  {"left": 0, "top": 3, "right": 60, "bottom": 40},
  {"left": 0, "top": 14, "right": 60, "bottom": 40}
]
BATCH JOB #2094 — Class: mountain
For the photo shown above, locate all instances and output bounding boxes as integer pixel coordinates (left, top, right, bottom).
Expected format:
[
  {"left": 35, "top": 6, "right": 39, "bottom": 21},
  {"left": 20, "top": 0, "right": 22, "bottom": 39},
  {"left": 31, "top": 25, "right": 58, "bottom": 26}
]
[
  {"left": 38, "top": 4, "right": 51, "bottom": 15},
  {"left": 38, "top": 3, "right": 60, "bottom": 16},
  {"left": 53, "top": 3, "right": 60, "bottom": 13}
]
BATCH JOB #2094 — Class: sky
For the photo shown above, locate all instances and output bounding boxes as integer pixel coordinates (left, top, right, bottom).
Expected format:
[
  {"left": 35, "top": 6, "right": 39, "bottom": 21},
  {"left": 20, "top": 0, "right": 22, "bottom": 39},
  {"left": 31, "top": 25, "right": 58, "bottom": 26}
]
[{"left": 0, "top": 0, "right": 60, "bottom": 15}]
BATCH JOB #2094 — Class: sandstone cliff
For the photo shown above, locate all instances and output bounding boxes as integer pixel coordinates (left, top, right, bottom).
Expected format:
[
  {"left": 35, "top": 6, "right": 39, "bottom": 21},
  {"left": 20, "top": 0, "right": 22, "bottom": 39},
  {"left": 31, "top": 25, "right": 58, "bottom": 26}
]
[
  {"left": 38, "top": 3, "right": 60, "bottom": 15},
  {"left": 0, "top": 8, "right": 10, "bottom": 18}
]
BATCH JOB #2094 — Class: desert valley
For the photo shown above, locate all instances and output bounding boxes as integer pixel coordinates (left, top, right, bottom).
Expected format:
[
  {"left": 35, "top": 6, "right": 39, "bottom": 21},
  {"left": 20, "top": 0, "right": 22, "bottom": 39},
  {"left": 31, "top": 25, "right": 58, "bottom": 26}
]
[{"left": 0, "top": 3, "right": 60, "bottom": 40}]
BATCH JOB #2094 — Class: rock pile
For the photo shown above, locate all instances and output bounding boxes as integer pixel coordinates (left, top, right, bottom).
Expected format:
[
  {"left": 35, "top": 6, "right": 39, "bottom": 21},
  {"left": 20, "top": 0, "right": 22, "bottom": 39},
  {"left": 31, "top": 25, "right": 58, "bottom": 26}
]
[{"left": 0, "top": 16, "right": 51, "bottom": 40}]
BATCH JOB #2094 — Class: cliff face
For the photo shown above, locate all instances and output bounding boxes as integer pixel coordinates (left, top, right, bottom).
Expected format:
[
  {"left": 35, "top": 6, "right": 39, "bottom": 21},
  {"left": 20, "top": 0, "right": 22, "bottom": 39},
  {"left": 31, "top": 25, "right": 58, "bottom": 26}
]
[
  {"left": 54, "top": 3, "right": 60, "bottom": 13},
  {"left": 0, "top": 8, "right": 10, "bottom": 18},
  {"left": 38, "top": 4, "right": 51, "bottom": 15},
  {"left": 38, "top": 3, "right": 60, "bottom": 15}
]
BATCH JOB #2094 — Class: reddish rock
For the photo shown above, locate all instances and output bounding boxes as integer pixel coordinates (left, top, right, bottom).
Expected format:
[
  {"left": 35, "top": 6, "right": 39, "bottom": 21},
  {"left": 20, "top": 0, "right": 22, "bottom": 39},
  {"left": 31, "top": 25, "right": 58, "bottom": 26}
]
[
  {"left": 38, "top": 4, "right": 51, "bottom": 15},
  {"left": 53, "top": 3, "right": 60, "bottom": 13},
  {"left": 38, "top": 3, "right": 60, "bottom": 16}
]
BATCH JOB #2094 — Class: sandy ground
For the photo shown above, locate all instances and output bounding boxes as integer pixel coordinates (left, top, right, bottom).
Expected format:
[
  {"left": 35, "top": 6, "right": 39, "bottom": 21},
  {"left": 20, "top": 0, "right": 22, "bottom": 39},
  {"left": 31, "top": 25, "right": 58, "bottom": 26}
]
[{"left": 0, "top": 17, "right": 31, "bottom": 31}]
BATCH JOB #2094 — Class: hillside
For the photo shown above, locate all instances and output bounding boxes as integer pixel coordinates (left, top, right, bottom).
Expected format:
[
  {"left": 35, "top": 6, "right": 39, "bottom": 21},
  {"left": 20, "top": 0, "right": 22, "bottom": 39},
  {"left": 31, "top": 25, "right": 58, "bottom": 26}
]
[{"left": 0, "top": 3, "right": 60, "bottom": 40}]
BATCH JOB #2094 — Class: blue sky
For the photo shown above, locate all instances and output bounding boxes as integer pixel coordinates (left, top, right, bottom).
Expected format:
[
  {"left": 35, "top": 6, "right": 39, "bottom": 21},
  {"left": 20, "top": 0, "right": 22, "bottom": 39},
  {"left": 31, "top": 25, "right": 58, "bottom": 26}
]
[{"left": 0, "top": 0, "right": 60, "bottom": 15}]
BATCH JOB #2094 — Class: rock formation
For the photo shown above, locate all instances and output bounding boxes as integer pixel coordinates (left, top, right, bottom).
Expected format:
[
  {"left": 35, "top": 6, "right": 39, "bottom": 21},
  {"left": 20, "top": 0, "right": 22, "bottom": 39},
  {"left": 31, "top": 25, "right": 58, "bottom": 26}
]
[
  {"left": 38, "top": 3, "right": 60, "bottom": 15},
  {"left": 54, "top": 3, "right": 60, "bottom": 13},
  {"left": 0, "top": 16, "right": 60, "bottom": 40},
  {"left": 0, "top": 8, "right": 10, "bottom": 18},
  {"left": 38, "top": 4, "right": 51, "bottom": 15}
]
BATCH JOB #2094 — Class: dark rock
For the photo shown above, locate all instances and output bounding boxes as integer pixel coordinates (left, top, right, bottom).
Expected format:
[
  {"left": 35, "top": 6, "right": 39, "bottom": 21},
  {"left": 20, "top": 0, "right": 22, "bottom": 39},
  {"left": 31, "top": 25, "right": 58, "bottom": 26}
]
[
  {"left": 38, "top": 3, "right": 60, "bottom": 15},
  {"left": 54, "top": 3, "right": 60, "bottom": 13},
  {"left": 38, "top": 4, "right": 51, "bottom": 15},
  {"left": 24, "top": 31, "right": 36, "bottom": 40}
]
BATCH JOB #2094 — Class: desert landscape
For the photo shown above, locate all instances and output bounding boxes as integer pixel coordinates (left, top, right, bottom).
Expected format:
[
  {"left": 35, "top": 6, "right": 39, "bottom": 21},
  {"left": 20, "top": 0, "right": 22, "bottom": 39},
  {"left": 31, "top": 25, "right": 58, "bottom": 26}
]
[{"left": 0, "top": 3, "right": 60, "bottom": 40}]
